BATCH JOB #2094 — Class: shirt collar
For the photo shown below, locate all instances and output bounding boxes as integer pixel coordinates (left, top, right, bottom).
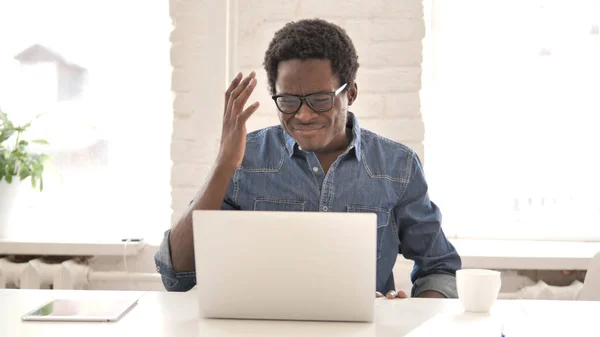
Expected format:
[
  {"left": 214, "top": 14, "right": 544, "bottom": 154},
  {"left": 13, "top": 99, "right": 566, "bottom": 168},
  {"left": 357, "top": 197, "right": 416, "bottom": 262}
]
[{"left": 283, "top": 111, "right": 362, "bottom": 160}]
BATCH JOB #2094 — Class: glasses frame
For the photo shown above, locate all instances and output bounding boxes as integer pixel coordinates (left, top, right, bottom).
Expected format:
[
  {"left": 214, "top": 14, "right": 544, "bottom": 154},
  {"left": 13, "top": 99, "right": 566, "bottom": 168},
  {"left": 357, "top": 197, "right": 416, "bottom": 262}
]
[{"left": 271, "top": 83, "right": 348, "bottom": 115}]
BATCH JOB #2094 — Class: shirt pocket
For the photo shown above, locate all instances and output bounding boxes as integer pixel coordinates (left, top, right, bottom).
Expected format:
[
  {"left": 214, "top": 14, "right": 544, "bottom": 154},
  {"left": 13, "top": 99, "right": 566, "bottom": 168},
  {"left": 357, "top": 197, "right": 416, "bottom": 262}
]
[
  {"left": 253, "top": 197, "right": 306, "bottom": 211},
  {"left": 346, "top": 205, "right": 391, "bottom": 259}
]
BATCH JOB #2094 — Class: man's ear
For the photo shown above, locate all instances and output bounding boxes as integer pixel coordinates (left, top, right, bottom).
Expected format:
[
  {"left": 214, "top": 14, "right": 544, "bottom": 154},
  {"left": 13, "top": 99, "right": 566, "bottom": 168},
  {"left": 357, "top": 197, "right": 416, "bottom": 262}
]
[{"left": 347, "top": 82, "right": 358, "bottom": 106}]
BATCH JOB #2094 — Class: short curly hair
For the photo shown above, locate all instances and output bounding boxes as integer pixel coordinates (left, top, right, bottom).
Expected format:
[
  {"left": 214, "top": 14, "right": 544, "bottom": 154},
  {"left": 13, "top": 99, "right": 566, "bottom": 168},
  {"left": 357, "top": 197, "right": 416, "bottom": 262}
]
[{"left": 263, "top": 18, "right": 359, "bottom": 95}]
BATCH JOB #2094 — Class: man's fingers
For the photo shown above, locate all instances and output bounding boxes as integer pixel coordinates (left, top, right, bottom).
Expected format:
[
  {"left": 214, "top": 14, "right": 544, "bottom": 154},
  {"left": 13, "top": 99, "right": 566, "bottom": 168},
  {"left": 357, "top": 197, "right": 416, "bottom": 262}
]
[
  {"left": 232, "top": 78, "right": 257, "bottom": 118},
  {"left": 228, "top": 72, "right": 256, "bottom": 107},
  {"left": 385, "top": 290, "right": 408, "bottom": 299},
  {"left": 226, "top": 71, "right": 256, "bottom": 123},
  {"left": 237, "top": 101, "right": 260, "bottom": 126},
  {"left": 385, "top": 290, "right": 397, "bottom": 299},
  {"left": 224, "top": 72, "right": 243, "bottom": 114},
  {"left": 378, "top": 290, "right": 407, "bottom": 299}
]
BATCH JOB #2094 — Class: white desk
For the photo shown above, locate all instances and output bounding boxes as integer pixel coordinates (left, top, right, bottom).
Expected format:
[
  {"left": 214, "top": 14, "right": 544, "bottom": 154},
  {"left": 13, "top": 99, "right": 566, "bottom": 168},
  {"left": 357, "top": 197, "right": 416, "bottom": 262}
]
[{"left": 1, "top": 289, "right": 598, "bottom": 337}]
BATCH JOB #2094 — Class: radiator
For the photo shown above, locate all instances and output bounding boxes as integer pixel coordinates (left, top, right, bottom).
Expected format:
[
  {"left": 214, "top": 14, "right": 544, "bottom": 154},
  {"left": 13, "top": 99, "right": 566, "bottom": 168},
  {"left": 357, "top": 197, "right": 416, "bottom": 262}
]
[{"left": 0, "top": 257, "right": 161, "bottom": 289}]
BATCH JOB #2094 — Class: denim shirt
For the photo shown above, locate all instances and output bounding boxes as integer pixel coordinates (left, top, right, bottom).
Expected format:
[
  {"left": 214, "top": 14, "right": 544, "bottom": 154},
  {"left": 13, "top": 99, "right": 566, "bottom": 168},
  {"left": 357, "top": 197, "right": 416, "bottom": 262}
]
[{"left": 155, "top": 112, "right": 461, "bottom": 297}]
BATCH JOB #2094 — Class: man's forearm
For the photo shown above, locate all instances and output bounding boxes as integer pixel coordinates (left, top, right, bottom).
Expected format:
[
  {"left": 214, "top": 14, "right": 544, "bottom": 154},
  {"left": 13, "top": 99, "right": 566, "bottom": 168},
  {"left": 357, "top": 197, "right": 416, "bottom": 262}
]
[{"left": 169, "top": 163, "right": 237, "bottom": 272}]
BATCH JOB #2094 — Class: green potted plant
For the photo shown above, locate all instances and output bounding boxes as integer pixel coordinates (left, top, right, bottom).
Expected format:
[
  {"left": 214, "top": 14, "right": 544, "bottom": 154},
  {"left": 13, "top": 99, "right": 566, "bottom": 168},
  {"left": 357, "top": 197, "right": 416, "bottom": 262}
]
[{"left": 0, "top": 108, "right": 50, "bottom": 238}]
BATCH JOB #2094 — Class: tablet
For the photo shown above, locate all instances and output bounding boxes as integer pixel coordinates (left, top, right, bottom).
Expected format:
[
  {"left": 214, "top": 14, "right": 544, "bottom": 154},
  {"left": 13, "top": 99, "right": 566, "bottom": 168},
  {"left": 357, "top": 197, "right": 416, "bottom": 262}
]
[{"left": 21, "top": 298, "right": 139, "bottom": 322}]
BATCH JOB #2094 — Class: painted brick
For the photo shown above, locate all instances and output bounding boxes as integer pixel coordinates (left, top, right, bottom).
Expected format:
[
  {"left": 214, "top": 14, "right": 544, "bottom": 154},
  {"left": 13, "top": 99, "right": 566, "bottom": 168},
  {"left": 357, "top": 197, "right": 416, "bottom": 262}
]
[
  {"left": 171, "top": 68, "right": 206, "bottom": 93},
  {"left": 358, "top": 117, "right": 425, "bottom": 143},
  {"left": 172, "top": 188, "right": 202, "bottom": 204},
  {"left": 237, "top": 21, "right": 290, "bottom": 69},
  {"left": 171, "top": 140, "right": 220, "bottom": 165},
  {"left": 172, "top": 92, "right": 195, "bottom": 117},
  {"left": 238, "top": 0, "right": 300, "bottom": 31},
  {"left": 169, "top": 0, "right": 207, "bottom": 17},
  {"left": 300, "top": 0, "right": 423, "bottom": 19},
  {"left": 299, "top": 0, "right": 381, "bottom": 19},
  {"left": 378, "top": 0, "right": 424, "bottom": 19},
  {"left": 356, "top": 67, "right": 422, "bottom": 93},
  {"left": 172, "top": 116, "right": 221, "bottom": 142},
  {"left": 172, "top": 65, "right": 227, "bottom": 95},
  {"left": 170, "top": 27, "right": 205, "bottom": 44},
  {"left": 359, "top": 41, "right": 423, "bottom": 68},
  {"left": 171, "top": 163, "right": 213, "bottom": 188},
  {"left": 170, "top": 41, "right": 219, "bottom": 69},
  {"left": 384, "top": 92, "right": 421, "bottom": 118},
  {"left": 344, "top": 18, "right": 426, "bottom": 44},
  {"left": 351, "top": 94, "right": 384, "bottom": 118},
  {"left": 172, "top": 91, "right": 228, "bottom": 123}
]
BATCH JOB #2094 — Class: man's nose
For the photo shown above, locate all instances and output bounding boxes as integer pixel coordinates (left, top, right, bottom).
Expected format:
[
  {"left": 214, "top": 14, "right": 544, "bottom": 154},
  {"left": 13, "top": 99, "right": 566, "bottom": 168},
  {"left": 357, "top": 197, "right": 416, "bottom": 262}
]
[{"left": 294, "top": 101, "right": 319, "bottom": 123}]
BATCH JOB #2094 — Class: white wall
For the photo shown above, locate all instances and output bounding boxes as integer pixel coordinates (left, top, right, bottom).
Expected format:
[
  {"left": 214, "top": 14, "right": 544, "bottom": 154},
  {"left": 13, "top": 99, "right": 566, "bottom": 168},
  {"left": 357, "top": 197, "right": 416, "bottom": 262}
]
[{"left": 170, "top": 0, "right": 229, "bottom": 224}]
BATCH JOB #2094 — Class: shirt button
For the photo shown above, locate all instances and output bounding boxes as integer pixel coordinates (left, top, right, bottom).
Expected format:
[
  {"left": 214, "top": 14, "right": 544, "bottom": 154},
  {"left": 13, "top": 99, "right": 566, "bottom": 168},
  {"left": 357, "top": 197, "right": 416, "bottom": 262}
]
[
  {"left": 312, "top": 167, "right": 319, "bottom": 172},
  {"left": 156, "top": 266, "right": 160, "bottom": 272},
  {"left": 322, "top": 206, "right": 328, "bottom": 211}
]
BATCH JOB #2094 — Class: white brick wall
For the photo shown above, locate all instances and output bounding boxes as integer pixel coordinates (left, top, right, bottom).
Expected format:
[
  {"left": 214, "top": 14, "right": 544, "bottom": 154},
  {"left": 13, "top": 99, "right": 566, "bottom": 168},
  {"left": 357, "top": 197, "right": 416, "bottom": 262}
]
[{"left": 170, "top": 0, "right": 426, "bottom": 223}]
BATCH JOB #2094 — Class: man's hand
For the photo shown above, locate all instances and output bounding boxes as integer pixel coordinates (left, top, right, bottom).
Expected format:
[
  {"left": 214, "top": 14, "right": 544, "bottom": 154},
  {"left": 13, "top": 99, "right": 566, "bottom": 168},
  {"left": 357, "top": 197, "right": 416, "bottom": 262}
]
[
  {"left": 376, "top": 290, "right": 409, "bottom": 299},
  {"left": 217, "top": 71, "right": 260, "bottom": 169}
]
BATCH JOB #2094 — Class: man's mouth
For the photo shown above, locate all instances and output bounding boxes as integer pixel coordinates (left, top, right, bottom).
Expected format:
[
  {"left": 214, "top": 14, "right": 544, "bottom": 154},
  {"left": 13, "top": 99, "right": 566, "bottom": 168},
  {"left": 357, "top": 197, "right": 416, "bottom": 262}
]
[{"left": 292, "top": 125, "right": 325, "bottom": 135}]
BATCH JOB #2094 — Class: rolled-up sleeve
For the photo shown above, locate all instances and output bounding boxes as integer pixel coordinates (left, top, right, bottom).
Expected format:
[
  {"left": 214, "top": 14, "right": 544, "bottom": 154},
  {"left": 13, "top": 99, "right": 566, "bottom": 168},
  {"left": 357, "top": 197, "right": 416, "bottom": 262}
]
[
  {"left": 412, "top": 273, "right": 458, "bottom": 298},
  {"left": 154, "top": 229, "right": 197, "bottom": 292},
  {"left": 395, "top": 151, "right": 462, "bottom": 298}
]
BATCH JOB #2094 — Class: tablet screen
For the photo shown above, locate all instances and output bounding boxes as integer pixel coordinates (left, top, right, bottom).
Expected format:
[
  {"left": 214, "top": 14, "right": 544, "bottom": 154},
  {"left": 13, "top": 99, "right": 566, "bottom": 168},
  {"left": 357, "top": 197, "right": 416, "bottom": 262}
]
[{"left": 23, "top": 298, "right": 138, "bottom": 322}]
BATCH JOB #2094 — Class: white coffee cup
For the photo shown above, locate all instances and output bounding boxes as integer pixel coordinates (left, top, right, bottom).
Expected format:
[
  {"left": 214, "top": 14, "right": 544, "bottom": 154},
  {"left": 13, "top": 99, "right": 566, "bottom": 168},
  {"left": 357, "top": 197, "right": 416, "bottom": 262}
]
[{"left": 456, "top": 269, "right": 501, "bottom": 313}]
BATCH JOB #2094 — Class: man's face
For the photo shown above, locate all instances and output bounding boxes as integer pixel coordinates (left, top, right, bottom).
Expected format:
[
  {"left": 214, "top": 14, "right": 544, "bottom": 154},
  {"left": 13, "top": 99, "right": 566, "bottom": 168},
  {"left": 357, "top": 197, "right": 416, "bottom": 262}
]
[{"left": 274, "top": 59, "right": 356, "bottom": 153}]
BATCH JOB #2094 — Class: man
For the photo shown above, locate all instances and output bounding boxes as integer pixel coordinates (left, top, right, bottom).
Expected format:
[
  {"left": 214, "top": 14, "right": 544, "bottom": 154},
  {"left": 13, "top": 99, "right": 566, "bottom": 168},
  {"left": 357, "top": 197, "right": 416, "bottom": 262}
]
[{"left": 155, "top": 18, "right": 461, "bottom": 299}]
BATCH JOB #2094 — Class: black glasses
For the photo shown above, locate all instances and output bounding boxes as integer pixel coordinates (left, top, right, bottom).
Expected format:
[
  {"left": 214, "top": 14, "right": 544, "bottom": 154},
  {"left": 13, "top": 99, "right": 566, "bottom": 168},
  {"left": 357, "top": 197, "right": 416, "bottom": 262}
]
[{"left": 271, "top": 83, "right": 348, "bottom": 114}]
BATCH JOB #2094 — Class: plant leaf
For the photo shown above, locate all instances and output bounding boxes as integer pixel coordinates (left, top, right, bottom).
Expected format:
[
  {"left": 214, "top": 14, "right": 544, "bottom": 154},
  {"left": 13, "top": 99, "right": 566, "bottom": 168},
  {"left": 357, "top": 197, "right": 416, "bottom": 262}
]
[
  {"left": 20, "top": 113, "right": 46, "bottom": 130},
  {"left": 0, "top": 109, "right": 9, "bottom": 124},
  {"left": 0, "top": 129, "right": 15, "bottom": 143},
  {"left": 32, "top": 161, "right": 42, "bottom": 172},
  {"left": 20, "top": 165, "right": 31, "bottom": 180},
  {"left": 1, "top": 110, "right": 49, "bottom": 191}
]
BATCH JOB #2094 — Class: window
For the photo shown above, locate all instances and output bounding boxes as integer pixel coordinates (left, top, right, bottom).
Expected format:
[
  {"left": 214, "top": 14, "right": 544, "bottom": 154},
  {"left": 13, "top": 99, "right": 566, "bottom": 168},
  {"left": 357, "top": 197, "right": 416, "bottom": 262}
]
[
  {"left": 0, "top": 0, "right": 171, "bottom": 240},
  {"left": 423, "top": 1, "right": 600, "bottom": 241}
]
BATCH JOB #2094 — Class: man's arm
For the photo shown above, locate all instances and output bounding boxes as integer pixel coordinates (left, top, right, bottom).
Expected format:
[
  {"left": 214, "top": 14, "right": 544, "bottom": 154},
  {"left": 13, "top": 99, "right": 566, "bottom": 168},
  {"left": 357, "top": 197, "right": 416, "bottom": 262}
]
[
  {"left": 395, "top": 151, "right": 462, "bottom": 298},
  {"left": 169, "top": 163, "right": 238, "bottom": 272},
  {"left": 154, "top": 71, "right": 260, "bottom": 292},
  {"left": 154, "top": 163, "right": 239, "bottom": 292}
]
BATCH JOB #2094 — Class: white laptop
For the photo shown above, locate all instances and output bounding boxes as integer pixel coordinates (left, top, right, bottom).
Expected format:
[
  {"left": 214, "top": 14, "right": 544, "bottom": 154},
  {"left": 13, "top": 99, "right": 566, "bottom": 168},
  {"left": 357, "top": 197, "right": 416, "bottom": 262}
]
[{"left": 192, "top": 210, "right": 377, "bottom": 322}]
